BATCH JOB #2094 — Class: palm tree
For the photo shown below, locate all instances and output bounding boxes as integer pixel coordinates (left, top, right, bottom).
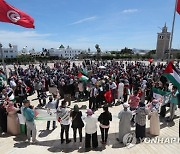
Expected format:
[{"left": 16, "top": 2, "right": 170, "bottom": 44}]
[{"left": 95, "top": 44, "right": 101, "bottom": 60}]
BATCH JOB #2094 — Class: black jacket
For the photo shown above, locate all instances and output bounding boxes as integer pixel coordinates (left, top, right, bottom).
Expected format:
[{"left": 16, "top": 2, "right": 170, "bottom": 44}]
[
  {"left": 71, "top": 111, "right": 84, "bottom": 128},
  {"left": 98, "top": 112, "right": 112, "bottom": 126}
]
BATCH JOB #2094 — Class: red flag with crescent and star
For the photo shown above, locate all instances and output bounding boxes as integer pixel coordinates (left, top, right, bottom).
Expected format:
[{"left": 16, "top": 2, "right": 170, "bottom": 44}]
[
  {"left": 177, "top": 0, "right": 180, "bottom": 15},
  {"left": 0, "top": 0, "right": 35, "bottom": 28}
]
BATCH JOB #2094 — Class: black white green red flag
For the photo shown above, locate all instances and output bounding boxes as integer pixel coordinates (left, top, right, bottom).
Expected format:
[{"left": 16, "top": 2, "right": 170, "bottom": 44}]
[{"left": 163, "top": 61, "right": 180, "bottom": 90}]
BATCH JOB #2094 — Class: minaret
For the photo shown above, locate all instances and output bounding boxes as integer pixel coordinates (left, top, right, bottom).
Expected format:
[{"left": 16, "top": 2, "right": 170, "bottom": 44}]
[{"left": 156, "top": 23, "right": 171, "bottom": 59}]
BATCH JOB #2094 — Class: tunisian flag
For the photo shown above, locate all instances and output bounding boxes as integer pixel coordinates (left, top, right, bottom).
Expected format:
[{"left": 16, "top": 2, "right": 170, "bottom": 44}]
[
  {"left": 0, "top": 0, "right": 35, "bottom": 28},
  {"left": 177, "top": 0, "right": 180, "bottom": 15}
]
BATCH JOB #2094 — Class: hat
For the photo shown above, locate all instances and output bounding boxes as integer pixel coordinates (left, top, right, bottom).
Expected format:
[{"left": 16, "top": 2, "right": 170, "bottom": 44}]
[
  {"left": 86, "top": 109, "right": 93, "bottom": 116},
  {"left": 123, "top": 103, "right": 129, "bottom": 108}
]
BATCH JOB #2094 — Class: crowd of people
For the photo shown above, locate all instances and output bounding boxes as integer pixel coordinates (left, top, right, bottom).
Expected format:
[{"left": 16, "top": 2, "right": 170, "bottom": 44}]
[{"left": 0, "top": 60, "right": 180, "bottom": 150}]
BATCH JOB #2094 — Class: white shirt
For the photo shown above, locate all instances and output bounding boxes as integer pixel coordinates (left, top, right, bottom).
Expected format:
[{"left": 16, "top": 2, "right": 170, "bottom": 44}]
[
  {"left": 45, "top": 100, "right": 56, "bottom": 109},
  {"left": 10, "top": 80, "right": 16, "bottom": 87},
  {"left": 118, "top": 82, "right": 124, "bottom": 94},
  {"left": 57, "top": 107, "right": 70, "bottom": 125},
  {"left": 109, "top": 82, "right": 117, "bottom": 90},
  {"left": 84, "top": 115, "right": 98, "bottom": 134},
  {"left": 91, "top": 77, "right": 97, "bottom": 85}
]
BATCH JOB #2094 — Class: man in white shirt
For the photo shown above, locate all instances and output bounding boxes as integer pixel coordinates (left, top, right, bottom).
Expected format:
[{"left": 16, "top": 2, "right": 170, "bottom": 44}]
[
  {"left": 89, "top": 86, "right": 98, "bottom": 110},
  {"left": 45, "top": 96, "right": 57, "bottom": 130},
  {"left": 117, "top": 80, "right": 124, "bottom": 103},
  {"left": 109, "top": 80, "right": 117, "bottom": 105},
  {"left": 10, "top": 78, "right": 16, "bottom": 90}
]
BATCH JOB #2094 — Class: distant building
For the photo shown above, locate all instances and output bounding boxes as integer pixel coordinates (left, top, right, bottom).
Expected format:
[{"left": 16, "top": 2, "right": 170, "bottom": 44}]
[
  {"left": 156, "top": 23, "right": 171, "bottom": 59},
  {"left": 48, "top": 46, "right": 85, "bottom": 59},
  {"left": 2, "top": 45, "right": 18, "bottom": 58}
]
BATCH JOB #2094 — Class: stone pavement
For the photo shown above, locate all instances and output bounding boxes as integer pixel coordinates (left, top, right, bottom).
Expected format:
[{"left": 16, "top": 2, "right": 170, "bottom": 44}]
[{"left": 0, "top": 91, "right": 180, "bottom": 154}]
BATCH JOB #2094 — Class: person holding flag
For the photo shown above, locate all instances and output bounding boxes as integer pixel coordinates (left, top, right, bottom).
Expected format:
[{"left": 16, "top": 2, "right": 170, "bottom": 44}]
[
  {"left": 168, "top": 86, "right": 179, "bottom": 122},
  {"left": 23, "top": 100, "right": 38, "bottom": 143}
]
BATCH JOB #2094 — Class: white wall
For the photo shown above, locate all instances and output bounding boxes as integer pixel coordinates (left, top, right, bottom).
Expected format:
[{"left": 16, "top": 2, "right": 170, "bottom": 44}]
[
  {"left": 48, "top": 47, "right": 85, "bottom": 59},
  {"left": 2, "top": 45, "right": 18, "bottom": 58}
]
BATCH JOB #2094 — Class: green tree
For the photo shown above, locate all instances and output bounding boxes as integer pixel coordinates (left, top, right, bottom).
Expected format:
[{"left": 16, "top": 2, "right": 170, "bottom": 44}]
[
  {"left": 59, "top": 44, "right": 65, "bottom": 49},
  {"left": 120, "top": 47, "right": 134, "bottom": 54},
  {"left": 95, "top": 44, "right": 101, "bottom": 54}
]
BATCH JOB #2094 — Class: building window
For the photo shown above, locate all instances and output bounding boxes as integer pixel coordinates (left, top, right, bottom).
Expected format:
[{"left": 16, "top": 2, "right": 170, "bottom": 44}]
[
  {"left": 4, "top": 50, "right": 8, "bottom": 53},
  {"left": 159, "top": 36, "right": 164, "bottom": 39},
  {"left": 10, "top": 50, "right": 13, "bottom": 53},
  {"left": 11, "top": 55, "right": 13, "bottom": 58}
]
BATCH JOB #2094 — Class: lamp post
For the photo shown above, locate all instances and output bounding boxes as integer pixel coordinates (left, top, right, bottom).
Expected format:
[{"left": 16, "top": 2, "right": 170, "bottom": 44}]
[{"left": 0, "top": 43, "right": 7, "bottom": 79}]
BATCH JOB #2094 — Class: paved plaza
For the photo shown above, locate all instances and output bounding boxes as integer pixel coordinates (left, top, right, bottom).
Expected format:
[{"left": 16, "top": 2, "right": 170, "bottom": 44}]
[{"left": 0, "top": 92, "right": 180, "bottom": 154}]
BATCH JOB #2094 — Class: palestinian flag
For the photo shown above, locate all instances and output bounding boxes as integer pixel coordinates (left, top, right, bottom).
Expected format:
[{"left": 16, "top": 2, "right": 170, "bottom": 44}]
[
  {"left": 7, "top": 91, "right": 16, "bottom": 102},
  {"left": 80, "top": 68, "right": 88, "bottom": 76},
  {"left": 163, "top": 61, "right": 180, "bottom": 90},
  {"left": 17, "top": 114, "right": 26, "bottom": 134},
  {"left": 152, "top": 87, "right": 170, "bottom": 99},
  {"left": 0, "top": 69, "right": 6, "bottom": 81},
  {"left": 78, "top": 72, "right": 89, "bottom": 82},
  {"left": 35, "top": 109, "right": 57, "bottom": 121}
]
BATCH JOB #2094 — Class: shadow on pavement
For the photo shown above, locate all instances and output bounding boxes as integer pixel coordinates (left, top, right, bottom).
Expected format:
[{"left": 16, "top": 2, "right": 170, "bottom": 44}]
[{"left": 38, "top": 129, "right": 54, "bottom": 138}]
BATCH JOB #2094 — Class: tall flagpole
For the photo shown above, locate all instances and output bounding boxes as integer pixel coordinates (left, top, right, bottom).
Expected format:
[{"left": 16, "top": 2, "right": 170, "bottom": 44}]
[
  {"left": 168, "top": 0, "right": 178, "bottom": 62},
  {"left": 0, "top": 43, "right": 7, "bottom": 80}
]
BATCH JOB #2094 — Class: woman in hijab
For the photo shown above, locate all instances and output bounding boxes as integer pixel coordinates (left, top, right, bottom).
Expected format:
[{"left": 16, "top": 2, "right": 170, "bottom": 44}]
[
  {"left": 84, "top": 109, "right": 98, "bottom": 149},
  {"left": 6, "top": 102, "right": 20, "bottom": 135},
  {"left": 148, "top": 99, "right": 160, "bottom": 136},
  {"left": 70, "top": 104, "right": 84, "bottom": 142}
]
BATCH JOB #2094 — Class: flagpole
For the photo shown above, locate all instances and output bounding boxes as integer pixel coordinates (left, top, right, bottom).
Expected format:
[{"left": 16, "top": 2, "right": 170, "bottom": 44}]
[
  {"left": 0, "top": 43, "right": 7, "bottom": 81},
  {"left": 168, "top": 0, "right": 178, "bottom": 62}
]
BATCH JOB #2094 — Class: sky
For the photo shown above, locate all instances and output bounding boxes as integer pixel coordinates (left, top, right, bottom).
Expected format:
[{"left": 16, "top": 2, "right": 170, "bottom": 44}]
[{"left": 0, "top": 0, "right": 180, "bottom": 51}]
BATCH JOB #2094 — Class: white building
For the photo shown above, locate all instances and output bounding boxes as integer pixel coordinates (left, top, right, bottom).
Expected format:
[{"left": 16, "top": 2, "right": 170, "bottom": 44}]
[
  {"left": 2, "top": 45, "right": 18, "bottom": 58},
  {"left": 48, "top": 46, "right": 85, "bottom": 59}
]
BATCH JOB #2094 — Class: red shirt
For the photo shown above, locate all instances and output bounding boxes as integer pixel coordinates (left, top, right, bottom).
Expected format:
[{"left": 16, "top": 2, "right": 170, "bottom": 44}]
[{"left": 129, "top": 95, "right": 140, "bottom": 108}]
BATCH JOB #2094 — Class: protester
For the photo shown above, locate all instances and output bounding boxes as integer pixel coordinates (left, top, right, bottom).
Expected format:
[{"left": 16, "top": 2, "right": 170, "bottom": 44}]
[
  {"left": 6, "top": 102, "right": 20, "bottom": 135},
  {"left": 98, "top": 105, "right": 112, "bottom": 144},
  {"left": 70, "top": 104, "right": 84, "bottom": 142},
  {"left": 23, "top": 100, "right": 38, "bottom": 143},
  {"left": 168, "top": 86, "right": 179, "bottom": 121},
  {"left": 148, "top": 99, "right": 160, "bottom": 136},
  {"left": 0, "top": 101, "right": 7, "bottom": 134},
  {"left": 45, "top": 96, "right": 57, "bottom": 130},
  {"left": 128, "top": 90, "right": 140, "bottom": 122},
  {"left": 0, "top": 60, "right": 180, "bottom": 150},
  {"left": 117, "top": 80, "right": 124, "bottom": 103},
  {"left": 135, "top": 102, "right": 149, "bottom": 141},
  {"left": 57, "top": 100, "right": 71, "bottom": 144},
  {"left": 109, "top": 80, "right": 117, "bottom": 105},
  {"left": 84, "top": 109, "right": 98, "bottom": 149},
  {"left": 117, "top": 103, "right": 132, "bottom": 143}
]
